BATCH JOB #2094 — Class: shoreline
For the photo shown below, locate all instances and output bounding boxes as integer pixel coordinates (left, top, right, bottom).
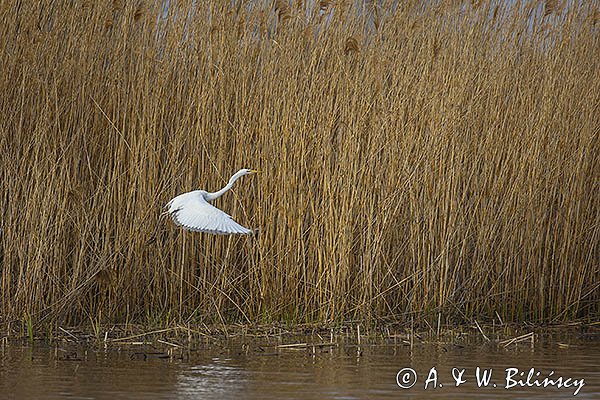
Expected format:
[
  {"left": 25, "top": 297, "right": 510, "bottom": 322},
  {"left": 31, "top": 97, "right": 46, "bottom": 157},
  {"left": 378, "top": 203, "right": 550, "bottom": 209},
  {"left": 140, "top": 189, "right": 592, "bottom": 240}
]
[{"left": 2, "top": 320, "right": 598, "bottom": 347}]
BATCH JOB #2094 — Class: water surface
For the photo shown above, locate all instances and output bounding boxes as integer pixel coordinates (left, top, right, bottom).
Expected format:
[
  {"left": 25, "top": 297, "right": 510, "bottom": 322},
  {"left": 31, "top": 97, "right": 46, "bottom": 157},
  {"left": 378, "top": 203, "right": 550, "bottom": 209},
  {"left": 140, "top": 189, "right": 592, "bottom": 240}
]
[{"left": 1, "top": 330, "right": 598, "bottom": 399}]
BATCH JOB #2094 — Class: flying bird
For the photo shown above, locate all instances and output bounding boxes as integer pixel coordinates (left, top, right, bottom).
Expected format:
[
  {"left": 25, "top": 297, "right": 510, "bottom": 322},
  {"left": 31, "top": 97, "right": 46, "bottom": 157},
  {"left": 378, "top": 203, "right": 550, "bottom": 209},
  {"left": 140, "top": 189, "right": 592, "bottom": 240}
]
[{"left": 165, "top": 168, "right": 257, "bottom": 235}]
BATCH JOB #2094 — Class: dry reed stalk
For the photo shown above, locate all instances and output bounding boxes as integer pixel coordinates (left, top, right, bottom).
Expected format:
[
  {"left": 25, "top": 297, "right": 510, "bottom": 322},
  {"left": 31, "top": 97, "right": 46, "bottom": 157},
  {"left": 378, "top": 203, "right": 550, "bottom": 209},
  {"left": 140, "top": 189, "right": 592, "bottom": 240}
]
[
  {"left": 0, "top": 0, "right": 598, "bottom": 330},
  {"left": 591, "top": 8, "right": 600, "bottom": 26},
  {"left": 470, "top": 0, "right": 483, "bottom": 9}
]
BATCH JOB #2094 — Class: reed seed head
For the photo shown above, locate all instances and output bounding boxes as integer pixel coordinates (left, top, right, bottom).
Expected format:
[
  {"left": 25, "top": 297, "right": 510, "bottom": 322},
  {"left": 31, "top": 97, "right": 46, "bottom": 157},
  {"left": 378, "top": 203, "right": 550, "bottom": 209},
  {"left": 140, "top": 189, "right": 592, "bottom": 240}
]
[{"left": 344, "top": 36, "right": 359, "bottom": 55}]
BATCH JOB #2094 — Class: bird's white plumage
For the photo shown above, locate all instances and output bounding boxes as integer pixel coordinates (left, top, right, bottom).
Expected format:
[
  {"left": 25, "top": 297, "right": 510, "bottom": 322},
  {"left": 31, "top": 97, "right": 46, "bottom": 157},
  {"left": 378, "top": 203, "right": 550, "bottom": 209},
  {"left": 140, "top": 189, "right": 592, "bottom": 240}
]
[
  {"left": 166, "top": 191, "right": 252, "bottom": 235},
  {"left": 165, "top": 168, "right": 256, "bottom": 235}
]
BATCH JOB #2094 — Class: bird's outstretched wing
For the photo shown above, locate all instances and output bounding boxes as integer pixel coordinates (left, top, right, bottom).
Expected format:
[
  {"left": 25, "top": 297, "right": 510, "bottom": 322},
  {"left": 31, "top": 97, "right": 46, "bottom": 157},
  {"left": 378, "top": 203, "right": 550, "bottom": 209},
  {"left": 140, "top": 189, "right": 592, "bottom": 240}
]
[{"left": 167, "top": 192, "right": 252, "bottom": 235}]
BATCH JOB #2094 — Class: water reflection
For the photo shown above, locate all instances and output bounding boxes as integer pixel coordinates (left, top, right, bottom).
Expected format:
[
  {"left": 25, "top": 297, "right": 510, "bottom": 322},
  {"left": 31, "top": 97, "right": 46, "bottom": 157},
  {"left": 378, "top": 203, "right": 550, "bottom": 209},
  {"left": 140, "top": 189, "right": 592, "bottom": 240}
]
[{"left": 176, "top": 359, "right": 248, "bottom": 399}]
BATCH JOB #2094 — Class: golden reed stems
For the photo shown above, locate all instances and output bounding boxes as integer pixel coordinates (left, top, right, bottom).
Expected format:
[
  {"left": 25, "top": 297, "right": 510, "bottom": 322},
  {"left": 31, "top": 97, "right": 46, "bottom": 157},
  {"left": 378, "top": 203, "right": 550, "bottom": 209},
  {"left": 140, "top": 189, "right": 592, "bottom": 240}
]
[{"left": 0, "top": 1, "right": 598, "bottom": 328}]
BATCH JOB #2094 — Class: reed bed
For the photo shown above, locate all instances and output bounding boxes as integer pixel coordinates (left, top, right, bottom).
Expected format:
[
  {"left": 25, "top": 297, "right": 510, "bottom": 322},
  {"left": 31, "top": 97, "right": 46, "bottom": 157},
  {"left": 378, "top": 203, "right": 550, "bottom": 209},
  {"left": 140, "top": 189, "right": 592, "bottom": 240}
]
[{"left": 0, "top": 0, "right": 598, "bottom": 330}]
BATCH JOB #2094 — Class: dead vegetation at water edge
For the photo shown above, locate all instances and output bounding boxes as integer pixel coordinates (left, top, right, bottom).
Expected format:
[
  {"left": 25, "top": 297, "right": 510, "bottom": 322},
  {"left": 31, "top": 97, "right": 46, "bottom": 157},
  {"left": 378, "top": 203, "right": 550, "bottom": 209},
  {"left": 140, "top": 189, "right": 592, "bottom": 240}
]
[
  {"left": 3, "top": 321, "right": 599, "bottom": 358},
  {"left": 0, "top": 1, "right": 599, "bottom": 329}
]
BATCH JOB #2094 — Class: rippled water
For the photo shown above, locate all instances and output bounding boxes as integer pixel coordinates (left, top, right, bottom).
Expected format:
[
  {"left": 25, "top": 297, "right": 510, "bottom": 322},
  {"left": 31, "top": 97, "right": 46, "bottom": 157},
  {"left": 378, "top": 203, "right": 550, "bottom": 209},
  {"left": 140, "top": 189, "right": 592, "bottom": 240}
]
[{"left": 1, "top": 330, "right": 598, "bottom": 399}]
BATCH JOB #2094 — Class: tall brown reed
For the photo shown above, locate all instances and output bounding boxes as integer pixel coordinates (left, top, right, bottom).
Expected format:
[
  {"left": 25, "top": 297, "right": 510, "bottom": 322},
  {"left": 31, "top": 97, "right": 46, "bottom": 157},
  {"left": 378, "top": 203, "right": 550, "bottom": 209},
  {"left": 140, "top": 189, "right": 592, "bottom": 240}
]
[{"left": 1, "top": 0, "right": 598, "bottom": 330}]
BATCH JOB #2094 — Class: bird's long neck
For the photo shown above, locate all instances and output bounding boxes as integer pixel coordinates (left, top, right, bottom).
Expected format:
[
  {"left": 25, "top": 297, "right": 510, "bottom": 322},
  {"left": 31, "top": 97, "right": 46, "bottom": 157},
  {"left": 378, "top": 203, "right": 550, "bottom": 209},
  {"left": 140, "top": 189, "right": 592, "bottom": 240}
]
[{"left": 204, "top": 170, "right": 245, "bottom": 201}]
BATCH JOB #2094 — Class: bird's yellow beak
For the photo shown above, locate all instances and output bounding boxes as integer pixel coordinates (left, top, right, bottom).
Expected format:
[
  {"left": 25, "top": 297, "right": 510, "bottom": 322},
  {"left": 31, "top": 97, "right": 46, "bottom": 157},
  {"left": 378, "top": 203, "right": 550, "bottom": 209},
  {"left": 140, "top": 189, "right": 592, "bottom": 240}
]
[{"left": 249, "top": 169, "right": 259, "bottom": 174}]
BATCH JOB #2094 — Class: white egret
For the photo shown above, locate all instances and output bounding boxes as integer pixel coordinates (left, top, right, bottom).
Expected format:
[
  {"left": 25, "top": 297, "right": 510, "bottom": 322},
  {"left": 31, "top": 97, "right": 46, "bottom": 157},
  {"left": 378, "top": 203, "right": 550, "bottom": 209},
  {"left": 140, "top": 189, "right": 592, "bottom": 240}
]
[{"left": 165, "top": 168, "right": 258, "bottom": 234}]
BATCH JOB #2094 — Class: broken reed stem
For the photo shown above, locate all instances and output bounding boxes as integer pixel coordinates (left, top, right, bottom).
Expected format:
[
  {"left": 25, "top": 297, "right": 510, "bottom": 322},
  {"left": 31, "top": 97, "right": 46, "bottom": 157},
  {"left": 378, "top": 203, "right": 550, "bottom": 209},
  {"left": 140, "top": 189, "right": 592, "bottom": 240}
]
[
  {"left": 111, "top": 328, "right": 180, "bottom": 342},
  {"left": 474, "top": 320, "right": 490, "bottom": 342},
  {"left": 499, "top": 332, "right": 535, "bottom": 347}
]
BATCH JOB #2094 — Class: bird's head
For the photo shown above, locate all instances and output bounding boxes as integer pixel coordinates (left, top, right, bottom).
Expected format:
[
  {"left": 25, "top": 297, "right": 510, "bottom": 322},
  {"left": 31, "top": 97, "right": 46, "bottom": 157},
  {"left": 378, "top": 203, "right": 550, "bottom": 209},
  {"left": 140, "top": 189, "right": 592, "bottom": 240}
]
[
  {"left": 227, "top": 168, "right": 259, "bottom": 185},
  {"left": 239, "top": 168, "right": 259, "bottom": 176}
]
